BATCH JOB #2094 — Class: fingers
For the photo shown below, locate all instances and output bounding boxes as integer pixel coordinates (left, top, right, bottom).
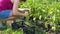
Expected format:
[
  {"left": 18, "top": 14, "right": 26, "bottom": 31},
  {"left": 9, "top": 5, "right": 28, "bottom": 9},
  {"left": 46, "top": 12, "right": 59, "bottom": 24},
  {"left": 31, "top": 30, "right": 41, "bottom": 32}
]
[
  {"left": 21, "top": 13, "right": 28, "bottom": 17},
  {"left": 18, "top": 8, "right": 31, "bottom": 13},
  {"left": 24, "top": 8, "right": 31, "bottom": 12}
]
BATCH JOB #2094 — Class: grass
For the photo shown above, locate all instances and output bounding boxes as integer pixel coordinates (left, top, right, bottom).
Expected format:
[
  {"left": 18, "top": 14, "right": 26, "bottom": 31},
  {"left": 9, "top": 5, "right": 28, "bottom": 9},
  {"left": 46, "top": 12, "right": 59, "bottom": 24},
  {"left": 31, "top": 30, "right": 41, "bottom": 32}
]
[{"left": 0, "top": 28, "right": 23, "bottom": 34}]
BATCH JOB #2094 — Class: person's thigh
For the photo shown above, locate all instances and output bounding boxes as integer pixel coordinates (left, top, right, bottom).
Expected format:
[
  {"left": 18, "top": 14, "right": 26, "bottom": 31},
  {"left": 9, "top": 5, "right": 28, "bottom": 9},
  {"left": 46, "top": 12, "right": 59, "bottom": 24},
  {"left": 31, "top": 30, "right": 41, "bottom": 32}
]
[
  {"left": 6, "top": 16, "right": 16, "bottom": 20},
  {"left": 0, "top": 16, "right": 16, "bottom": 23}
]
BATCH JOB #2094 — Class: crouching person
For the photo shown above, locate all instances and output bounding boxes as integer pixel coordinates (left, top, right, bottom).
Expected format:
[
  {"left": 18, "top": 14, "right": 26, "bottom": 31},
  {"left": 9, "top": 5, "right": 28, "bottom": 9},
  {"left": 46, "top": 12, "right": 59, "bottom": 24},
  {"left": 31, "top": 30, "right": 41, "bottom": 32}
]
[{"left": 0, "top": 0, "right": 30, "bottom": 28}]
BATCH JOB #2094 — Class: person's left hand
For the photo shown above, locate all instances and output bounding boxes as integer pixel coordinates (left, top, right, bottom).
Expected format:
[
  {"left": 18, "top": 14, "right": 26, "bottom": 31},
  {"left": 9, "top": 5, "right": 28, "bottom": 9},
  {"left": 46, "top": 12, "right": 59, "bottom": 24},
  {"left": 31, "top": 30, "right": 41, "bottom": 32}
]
[
  {"left": 18, "top": 8, "right": 31, "bottom": 13},
  {"left": 24, "top": 8, "right": 31, "bottom": 13}
]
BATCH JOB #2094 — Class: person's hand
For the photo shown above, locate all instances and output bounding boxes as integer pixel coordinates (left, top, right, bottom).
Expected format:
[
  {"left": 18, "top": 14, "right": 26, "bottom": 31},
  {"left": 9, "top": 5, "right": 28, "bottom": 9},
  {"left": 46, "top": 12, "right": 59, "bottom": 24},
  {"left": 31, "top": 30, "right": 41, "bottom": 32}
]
[
  {"left": 24, "top": 8, "right": 31, "bottom": 13},
  {"left": 18, "top": 8, "right": 31, "bottom": 13},
  {"left": 22, "top": 13, "right": 28, "bottom": 17}
]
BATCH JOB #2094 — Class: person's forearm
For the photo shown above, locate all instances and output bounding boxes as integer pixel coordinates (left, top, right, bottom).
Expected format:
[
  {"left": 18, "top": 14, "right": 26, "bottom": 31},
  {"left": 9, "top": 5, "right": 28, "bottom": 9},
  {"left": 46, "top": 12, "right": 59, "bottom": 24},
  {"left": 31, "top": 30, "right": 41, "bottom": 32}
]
[{"left": 12, "top": 0, "right": 20, "bottom": 14}]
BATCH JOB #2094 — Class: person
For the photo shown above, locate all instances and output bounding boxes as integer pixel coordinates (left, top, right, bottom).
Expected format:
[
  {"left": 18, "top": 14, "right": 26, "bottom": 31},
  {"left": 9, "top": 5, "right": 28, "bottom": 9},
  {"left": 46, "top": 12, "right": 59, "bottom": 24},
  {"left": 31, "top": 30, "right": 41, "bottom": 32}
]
[{"left": 0, "top": 0, "right": 30, "bottom": 28}]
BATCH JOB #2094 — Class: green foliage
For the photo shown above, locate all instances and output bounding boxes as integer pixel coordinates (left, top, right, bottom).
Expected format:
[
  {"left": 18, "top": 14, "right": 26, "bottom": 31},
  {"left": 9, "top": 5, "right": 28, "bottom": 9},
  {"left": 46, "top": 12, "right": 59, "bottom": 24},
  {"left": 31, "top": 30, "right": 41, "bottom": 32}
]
[
  {"left": 0, "top": 0, "right": 60, "bottom": 34},
  {"left": 19, "top": 0, "right": 60, "bottom": 33},
  {"left": 0, "top": 28, "right": 23, "bottom": 34}
]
